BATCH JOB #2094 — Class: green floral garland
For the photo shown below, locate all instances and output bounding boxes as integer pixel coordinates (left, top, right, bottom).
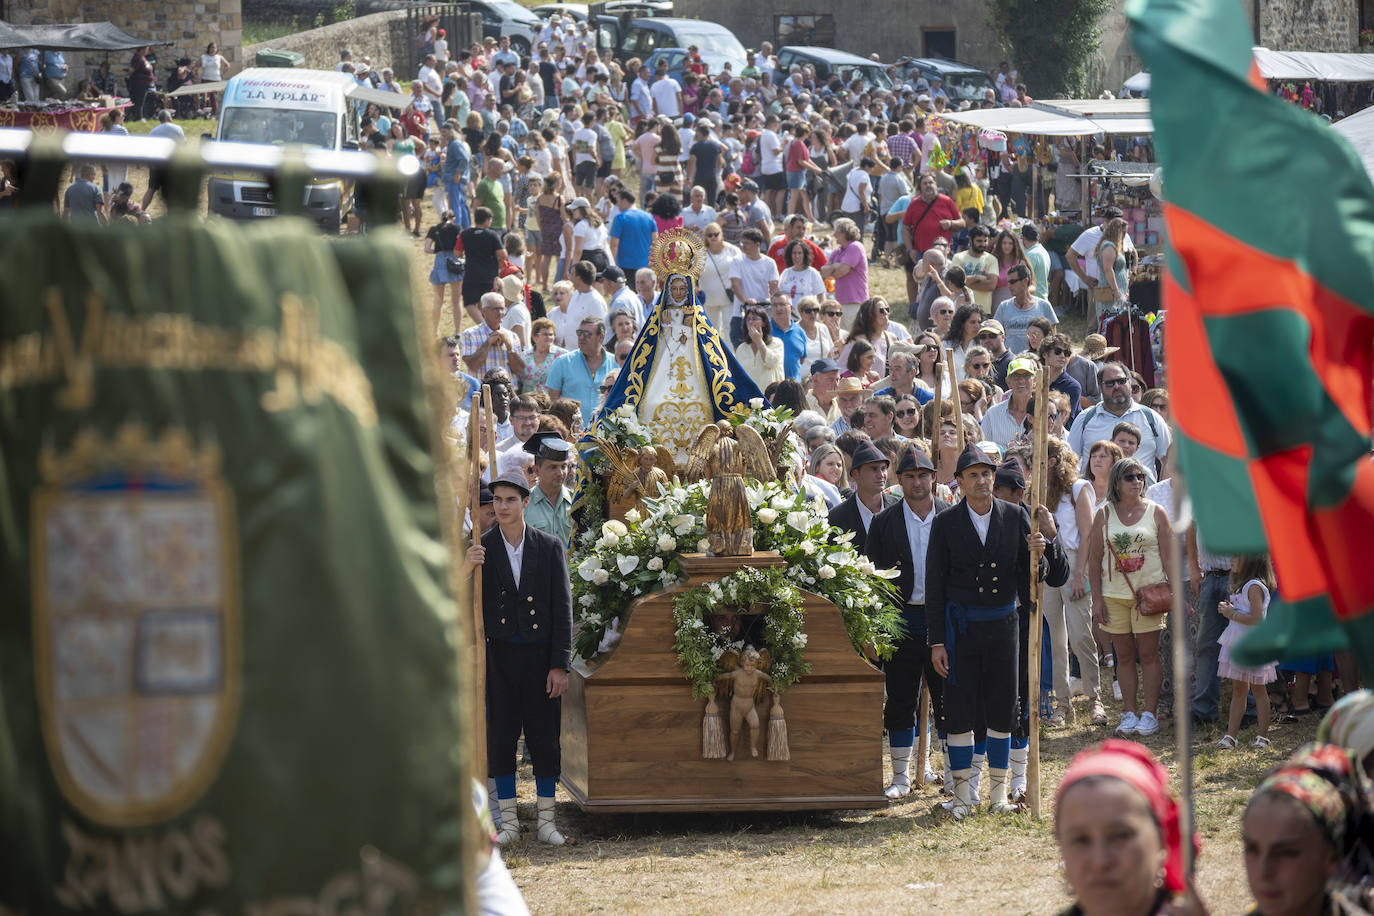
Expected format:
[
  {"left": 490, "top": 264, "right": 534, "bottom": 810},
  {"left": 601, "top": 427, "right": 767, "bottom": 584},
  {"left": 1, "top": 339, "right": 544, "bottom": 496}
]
[{"left": 671, "top": 567, "right": 810, "bottom": 700}]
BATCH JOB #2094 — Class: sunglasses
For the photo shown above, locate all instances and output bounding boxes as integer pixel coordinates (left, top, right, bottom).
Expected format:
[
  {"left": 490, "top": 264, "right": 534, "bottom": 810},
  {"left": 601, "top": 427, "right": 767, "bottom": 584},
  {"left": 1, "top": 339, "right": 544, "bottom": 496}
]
[
  {"left": 877, "top": 307, "right": 890, "bottom": 315},
  {"left": 801, "top": 307, "right": 820, "bottom": 315},
  {"left": 1103, "top": 377, "right": 1130, "bottom": 387},
  {"left": 1122, "top": 472, "right": 1146, "bottom": 482},
  {"left": 1010, "top": 275, "right": 1030, "bottom": 284},
  {"left": 1046, "top": 347, "right": 1070, "bottom": 356},
  {"left": 1048, "top": 411, "right": 1060, "bottom": 421},
  {"left": 575, "top": 328, "right": 599, "bottom": 337},
  {"left": 977, "top": 332, "right": 998, "bottom": 339},
  {"left": 599, "top": 383, "right": 615, "bottom": 392},
  {"left": 895, "top": 408, "right": 918, "bottom": 418},
  {"left": 935, "top": 309, "right": 954, "bottom": 316},
  {"left": 824, "top": 310, "right": 843, "bottom": 318}
]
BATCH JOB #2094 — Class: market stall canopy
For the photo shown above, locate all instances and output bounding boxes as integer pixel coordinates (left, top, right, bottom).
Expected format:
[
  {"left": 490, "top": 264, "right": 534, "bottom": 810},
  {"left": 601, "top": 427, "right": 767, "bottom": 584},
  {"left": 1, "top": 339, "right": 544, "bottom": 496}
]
[
  {"left": 938, "top": 98, "right": 1153, "bottom": 136},
  {"left": 1332, "top": 106, "right": 1374, "bottom": 187},
  {"left": 1252, "top": 47, "right": 1374, "bottom": 82},
  {"left": 0, "top": 20, "right": 166, "bottom": 52}
]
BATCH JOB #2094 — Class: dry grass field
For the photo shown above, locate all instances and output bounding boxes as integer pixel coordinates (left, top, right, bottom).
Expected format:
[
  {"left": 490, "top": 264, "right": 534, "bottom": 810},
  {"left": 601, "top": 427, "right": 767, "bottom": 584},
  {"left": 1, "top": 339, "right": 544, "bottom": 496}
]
[{"left": 96, "top": 153, "right": 1278, "bottom": 914}]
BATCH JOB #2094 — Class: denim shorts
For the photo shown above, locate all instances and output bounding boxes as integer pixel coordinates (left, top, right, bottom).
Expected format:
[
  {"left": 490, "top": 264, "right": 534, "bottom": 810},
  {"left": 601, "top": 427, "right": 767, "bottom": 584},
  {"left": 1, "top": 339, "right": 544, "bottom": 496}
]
[{"left": 785, "top": 170, "right": 805, "bottom": 190}]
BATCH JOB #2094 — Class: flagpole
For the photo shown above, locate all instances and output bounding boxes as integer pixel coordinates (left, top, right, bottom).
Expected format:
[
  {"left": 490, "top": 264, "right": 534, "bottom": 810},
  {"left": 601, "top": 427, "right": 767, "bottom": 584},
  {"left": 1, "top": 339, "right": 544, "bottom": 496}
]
[
  {"left": 915, "top": 684, "right": 930, "bottom": 788},
  {"left": 1167, "top": 451, "right": 1195, "bottom": 877},
  {"left": 468, "top": 395, "right": 488, "bottom": 783},
  {"left": 1027, "top": 367, "right": 1051, "bottom": 819}
]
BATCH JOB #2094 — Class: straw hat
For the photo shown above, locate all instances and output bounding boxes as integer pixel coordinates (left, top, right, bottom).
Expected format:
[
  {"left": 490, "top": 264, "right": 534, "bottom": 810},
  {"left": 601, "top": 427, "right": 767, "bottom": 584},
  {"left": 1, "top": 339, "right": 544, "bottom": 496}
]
[
  {"left": 1078, "top": 333, "right": 1120, "bottom": 361},
  {"left": 835, "top": 376, "right": 868, "bottom": 395}
]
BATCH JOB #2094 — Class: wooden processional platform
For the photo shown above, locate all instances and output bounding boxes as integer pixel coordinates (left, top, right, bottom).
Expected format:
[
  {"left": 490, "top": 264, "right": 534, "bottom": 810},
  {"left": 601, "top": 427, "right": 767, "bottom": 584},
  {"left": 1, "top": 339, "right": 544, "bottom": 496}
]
[{"left": 561, "top": 552, "right": 887, "bottom": 813}]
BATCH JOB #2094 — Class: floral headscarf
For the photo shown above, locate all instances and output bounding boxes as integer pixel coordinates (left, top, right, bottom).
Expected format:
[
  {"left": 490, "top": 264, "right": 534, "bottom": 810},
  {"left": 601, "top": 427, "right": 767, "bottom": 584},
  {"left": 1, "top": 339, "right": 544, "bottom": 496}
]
[{"left": 1253, "top": 742, "right": 1368, "bottom": 856}]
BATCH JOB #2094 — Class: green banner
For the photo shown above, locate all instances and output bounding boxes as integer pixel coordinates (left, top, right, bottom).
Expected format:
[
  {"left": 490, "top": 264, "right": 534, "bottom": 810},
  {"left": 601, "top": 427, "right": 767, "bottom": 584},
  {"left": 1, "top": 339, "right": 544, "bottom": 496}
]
[{"left": 0, "top": 197, "right": 476, "bottom": 913}]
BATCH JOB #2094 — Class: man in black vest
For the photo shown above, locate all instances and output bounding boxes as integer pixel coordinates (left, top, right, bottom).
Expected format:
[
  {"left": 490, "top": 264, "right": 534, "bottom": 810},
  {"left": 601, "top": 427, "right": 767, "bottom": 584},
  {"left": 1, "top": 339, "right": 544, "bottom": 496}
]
[
  {"left": 468, "top": 467, "right": 575, "bottom": 845},
  {"left": 865, "top": 445, "right": 950, "bottom": 798},
  {"left": 827, "top": 439, "right": 898, "bottom": 553},
  {"left": 926, "top": 444, "right": 1068, "bottom": 817}
]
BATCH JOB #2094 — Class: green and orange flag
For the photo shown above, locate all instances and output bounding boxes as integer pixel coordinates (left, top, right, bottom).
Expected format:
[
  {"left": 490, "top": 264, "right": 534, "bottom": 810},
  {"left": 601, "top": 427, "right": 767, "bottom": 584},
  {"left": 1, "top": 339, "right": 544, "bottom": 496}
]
[{"left": 1128, "top": 0, "right": 1374, "bottom": 665}]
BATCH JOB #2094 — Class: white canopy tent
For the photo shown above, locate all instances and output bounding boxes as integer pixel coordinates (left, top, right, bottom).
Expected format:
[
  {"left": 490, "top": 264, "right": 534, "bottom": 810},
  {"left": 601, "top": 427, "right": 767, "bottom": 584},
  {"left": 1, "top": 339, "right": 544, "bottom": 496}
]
[
  {"left": 1252, "top": 48, "right": 1374, "bottom": 82},
  {"left": 1332, "top": 106, "right": 1374, "bottom": 187},
  {"left": 938, "top": 98, "right": 1153, "bottom": 137}
]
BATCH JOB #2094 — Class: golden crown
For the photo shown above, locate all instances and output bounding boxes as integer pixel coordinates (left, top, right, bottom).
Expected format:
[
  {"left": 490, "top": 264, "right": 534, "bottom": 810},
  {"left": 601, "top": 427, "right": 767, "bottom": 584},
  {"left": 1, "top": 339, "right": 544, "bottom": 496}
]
[
  {"left": 648, "top": 228, "right": 706, "bottom": 282},
  {"left": 39, "top": 424, "right": 222, "bottom": 485}
]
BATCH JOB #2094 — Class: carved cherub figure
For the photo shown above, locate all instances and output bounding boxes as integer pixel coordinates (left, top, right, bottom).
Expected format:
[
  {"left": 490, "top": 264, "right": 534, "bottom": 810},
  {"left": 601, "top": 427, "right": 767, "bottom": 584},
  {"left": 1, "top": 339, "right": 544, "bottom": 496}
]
[
  {"left": 716, "top": 647, "right": 773, "bottom": 760},
  {"left": 593, "top": 435, "right": 672, "bottom": 521}
]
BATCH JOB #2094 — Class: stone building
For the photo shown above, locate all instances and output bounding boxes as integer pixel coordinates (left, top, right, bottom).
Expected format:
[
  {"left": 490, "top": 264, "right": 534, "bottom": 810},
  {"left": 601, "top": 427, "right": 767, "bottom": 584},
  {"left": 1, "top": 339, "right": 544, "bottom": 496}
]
[
  {"left": 1249, "top": 0, "right": 1362, "bottom": 52},
  {"left": 2, "top": 0, "right": 243, "bottom": 88},
  {"left": 669, "top": 0, "right": 1141, "bottom": 95}
]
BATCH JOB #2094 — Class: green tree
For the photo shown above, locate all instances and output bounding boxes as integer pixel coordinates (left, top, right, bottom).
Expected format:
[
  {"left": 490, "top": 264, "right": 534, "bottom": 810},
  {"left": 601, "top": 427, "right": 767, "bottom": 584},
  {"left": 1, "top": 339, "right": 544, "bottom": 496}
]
[{"left": 989, "top": 0, "right": 1115, "bottom": 97}]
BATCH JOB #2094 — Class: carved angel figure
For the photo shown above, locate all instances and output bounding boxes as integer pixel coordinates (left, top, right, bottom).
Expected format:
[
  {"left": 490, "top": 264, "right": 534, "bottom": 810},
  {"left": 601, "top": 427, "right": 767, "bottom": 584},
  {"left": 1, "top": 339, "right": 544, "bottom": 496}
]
[
  {"left": 686, "top": 422, "right": 773, "bottom": 556},
  {"left": 591, "top": 434, "right": 673, "bottom": 521},
  {"left": 715, "top": 647, "right": 773, "bottom": 761}
]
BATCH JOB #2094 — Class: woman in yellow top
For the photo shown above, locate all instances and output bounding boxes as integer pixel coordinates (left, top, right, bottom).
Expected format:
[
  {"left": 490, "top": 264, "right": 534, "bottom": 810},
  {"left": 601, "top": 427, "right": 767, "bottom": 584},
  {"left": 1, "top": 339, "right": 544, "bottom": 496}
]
[
  {"left": 954, "top": 169, "right": 985, "bottom": 218},
  {"left": 1086, "top": 456, "right": 1173, "bottom": 741}
]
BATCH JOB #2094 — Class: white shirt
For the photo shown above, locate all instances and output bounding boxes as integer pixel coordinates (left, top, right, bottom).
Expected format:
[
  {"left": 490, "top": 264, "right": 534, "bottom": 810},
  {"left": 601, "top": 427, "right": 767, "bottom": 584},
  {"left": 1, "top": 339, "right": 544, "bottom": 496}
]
[
  {"left": 650, "top": 76, "right": 682, "bottom": 117},
  {"left": 842, "top": 131, "right": 872, "bottom": 163},
  {"left": 700, "top": 242, "right": 743, "bottom": 313},
  {"left": 856, "top": 495, "right": 880, "bottom": 533},
  {"left": 503, "top": 527, "right": 526, "bottom": 587},
  {"left": 574, "top": 218, "right": 609, "bottom": 252},
  {"left": 502, "top": 301, "right": 531, "bottom": 345},
  {"left": 968, "top": 502, "right": 992, "bottom": 545},
  {"left": 904, "top": 500, "right": 936, "bottom": 604},
  {"left": 727, "top": 253, "right": 780, "bottom": 316},
  {"left": 417, "top": 64, "right": 442, "bottom": 99},
  {"left": 841, "top": 168, "right": 870, "bottom": 212},
  {"left": 682, "top": 204, "right": 717, "bottom": 233},
  {"left": 1067, "top": 400, "right": 1171, "bottom": 485},
  {"left": 1070, "top": 224, "right": 1137, "bottom": 284},
  {"left": 759, "top": 129, "right": 784, "bottom": 173}
]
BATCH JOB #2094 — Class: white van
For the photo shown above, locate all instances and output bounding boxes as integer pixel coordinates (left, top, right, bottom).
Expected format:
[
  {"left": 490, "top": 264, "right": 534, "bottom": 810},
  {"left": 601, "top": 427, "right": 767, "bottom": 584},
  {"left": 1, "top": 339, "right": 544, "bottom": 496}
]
[{"left": 206, "top": 68, "right": 401, "bottom": 231}]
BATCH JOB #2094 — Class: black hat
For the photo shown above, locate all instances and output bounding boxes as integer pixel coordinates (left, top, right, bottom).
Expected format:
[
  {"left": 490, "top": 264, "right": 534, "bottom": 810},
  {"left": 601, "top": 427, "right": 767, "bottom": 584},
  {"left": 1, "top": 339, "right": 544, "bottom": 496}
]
[
  {"left": 598, "top": 265, "right": 625, "bottom": 283},
  {"left": 896, "top": 446, "right": 936, "bottom": 475},
  {"left": 478, "top": 484, "right": 494, "bottom": 505},
  {"left": 849, "top": 440, "right": 889, "bottom": 470},
  {"left": 523, "top": 431, "right": 573, "bottom": 463},
  {"left": 994, "top": 461, "right": 1026, "bottom": 491},
  {"left": 810, "top": 357, "right": 840, "bottom": 375},
  {"left": 954, "top": 443, "right": 996, "bottom": 475}
]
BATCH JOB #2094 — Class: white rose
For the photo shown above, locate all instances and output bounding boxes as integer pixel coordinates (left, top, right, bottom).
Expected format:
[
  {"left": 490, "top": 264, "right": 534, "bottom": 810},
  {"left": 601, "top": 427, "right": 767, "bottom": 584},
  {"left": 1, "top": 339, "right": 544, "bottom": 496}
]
[
  {"left": 617, "top": 555, "right": 640, "bottom": 575},
  {"left": 698, "top": 538, "right": 711, "bottom": 552},
  {"left": 599, "top": 532, "right": 620, "bottom": 549},
  {"left": 624, "top": 508, "right": 641, "bottom": 525},
  {"left": 592, "top": 568, "right": 610, "bottom": 585},
  {"left": 648, "top": 556, "right": 664, "bottom": 571},
  {"left": 756, "top": 507, "right": 779, "bottom": 525},
  {"left": 577, "top": 557, "right": 604, "bottom": 581},
  {"left": 793, "top": 633, "right": 808, "bottom": 648},
  {"left": 786, "top": 511, "right": 811, "bottom": 533},
  {"left": 603, "top": 520, "right": 628, "bottom": 538},
  {"left": 657, "top": 534, "right": 677, "bottom": 552},
  {"left": 770, "top": 493, "right": 792, "bottom": 512},
  {"left": 749, "top": 397, "right": 765, "bottom": 410},
  {"left": 818, "top": 565, "right": 837, "bottom": 580},
  {"left": 799, "top": 540, "right": 816, "bottom": 555}
]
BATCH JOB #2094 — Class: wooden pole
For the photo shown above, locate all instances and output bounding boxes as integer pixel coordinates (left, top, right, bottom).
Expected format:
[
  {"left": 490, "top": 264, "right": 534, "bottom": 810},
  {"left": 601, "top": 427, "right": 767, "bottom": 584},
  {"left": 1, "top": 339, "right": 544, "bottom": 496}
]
[
  {"left": 931, "top": 357, "right": 945, "bottom": 475},
  {"left": 915, "top": 684, "right": 930, "bottom": 788},
  {"left": 482, "top": 385, "right": 499, "bottom": 489},
  {"left": 946, "top": 348, "right": 965, "bottom": 452},
  {"left": 1026, "top": 367, "right": 1051, "bottom": 819},
  {"left": 467, "top": 398, "right": 488, "bottom": 783}
]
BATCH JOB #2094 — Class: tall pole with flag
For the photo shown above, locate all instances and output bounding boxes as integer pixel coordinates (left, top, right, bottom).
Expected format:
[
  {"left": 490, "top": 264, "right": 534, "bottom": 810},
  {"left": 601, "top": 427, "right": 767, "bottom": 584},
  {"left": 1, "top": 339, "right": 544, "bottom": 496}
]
[{"left": 1128, "top": 0, "right": 1374, "bottom": 668}]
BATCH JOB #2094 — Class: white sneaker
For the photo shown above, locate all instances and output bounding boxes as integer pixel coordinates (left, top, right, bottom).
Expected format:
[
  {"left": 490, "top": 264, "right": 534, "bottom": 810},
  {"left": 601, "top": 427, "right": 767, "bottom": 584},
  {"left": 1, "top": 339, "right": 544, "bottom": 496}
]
[
  {"left": 1113, "top": 680, "right": 1123, "bottom": 701},
  {"left": 1134, "top": 712, "right": 1160, "bottom": 737},
  {"left": 1116, "top": 712, "right": 1139, "bottom": 736},
  {"left": 1069, "top": 676, "right": 1085, "bottom": 698}
]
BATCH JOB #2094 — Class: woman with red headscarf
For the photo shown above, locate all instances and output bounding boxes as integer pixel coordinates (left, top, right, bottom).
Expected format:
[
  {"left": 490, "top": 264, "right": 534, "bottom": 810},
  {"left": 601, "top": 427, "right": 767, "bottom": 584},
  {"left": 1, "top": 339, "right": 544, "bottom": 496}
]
[{"left": 1054, "top": 740, "right": 1204, "bottom": 916}]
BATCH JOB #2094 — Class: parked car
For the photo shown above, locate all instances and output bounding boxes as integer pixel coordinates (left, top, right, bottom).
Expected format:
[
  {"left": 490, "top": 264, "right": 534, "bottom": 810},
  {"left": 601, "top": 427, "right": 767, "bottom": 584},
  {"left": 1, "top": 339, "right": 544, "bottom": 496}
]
[
  {"left": 533, "top": 2, "right": 670, "bottom": 21},
  {"left": 643, "top": 47, "right": 689, "bottom": 84},
  {"left": 775, "top": 46, "right": 893, "bottom": 94},
  {"left": 894, "top": 57, "right": 996, "bottom": 103},
  {"left": 465, "top": 0, "right": 544, "bottom": 55},
  {"left": 532, "top": 3, "right": 589, "bottom": 21},
  {"left": 598, "top": 17, "right": 747, "bottom": 76}
]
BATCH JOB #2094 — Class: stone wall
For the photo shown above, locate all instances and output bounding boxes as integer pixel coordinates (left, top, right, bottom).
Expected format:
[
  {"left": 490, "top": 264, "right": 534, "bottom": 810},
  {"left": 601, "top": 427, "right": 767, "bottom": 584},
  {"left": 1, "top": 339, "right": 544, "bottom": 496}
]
[
  {"left": 6, "top": 0, "right": 243, "bottom": 89},
  {"left": 240, "top": 0, "right": 407, "bottom": 26},
  {"left": 242, "top": 9, "right": 413, "bottom": 72},
  {"left": 1254, "top": 0, "right": 1358, "bottom": 51}
]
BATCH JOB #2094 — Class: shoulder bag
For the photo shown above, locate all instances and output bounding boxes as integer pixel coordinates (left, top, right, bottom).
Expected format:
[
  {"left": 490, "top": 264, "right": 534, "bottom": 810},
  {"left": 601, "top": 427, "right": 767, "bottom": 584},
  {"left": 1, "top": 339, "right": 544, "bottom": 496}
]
[{"left": 1105, "top": 506, "right": 1171, "bottom": 616}]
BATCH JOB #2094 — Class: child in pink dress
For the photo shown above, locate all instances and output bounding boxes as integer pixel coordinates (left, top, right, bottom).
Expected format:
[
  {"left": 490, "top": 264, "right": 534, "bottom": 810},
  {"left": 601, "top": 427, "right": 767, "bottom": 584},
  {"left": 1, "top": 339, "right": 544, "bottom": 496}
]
[{"left": 1216, "top": 554, "right": 1278, "bottom": 750}]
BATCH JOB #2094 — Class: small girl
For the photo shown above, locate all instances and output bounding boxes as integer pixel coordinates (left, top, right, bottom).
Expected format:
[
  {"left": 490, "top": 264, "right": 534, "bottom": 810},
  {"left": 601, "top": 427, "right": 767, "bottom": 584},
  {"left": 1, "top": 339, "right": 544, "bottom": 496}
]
[{"left": 1216, "top": 553, "right": 1277, "bottom": 750}]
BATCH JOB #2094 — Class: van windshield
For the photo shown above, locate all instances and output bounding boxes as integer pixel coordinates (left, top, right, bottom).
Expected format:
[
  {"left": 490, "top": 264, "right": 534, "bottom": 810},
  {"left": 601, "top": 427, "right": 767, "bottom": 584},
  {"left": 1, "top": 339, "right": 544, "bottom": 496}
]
[
  {"left": 674, "top": 30, "right": 745, "bottom": 61},
  {"left": 220, "top": 108, "right": 338, "bottom": 148},
  {"left": 942, "top": 70, "right": 995, "bottom": 101}
]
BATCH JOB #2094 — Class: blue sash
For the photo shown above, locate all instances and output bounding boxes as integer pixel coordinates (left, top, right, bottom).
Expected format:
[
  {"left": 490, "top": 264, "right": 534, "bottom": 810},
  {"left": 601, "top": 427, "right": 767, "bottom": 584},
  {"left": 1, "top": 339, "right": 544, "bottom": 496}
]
[{"left": 944, "top": 600, "right": 1016, "bottom": 686}]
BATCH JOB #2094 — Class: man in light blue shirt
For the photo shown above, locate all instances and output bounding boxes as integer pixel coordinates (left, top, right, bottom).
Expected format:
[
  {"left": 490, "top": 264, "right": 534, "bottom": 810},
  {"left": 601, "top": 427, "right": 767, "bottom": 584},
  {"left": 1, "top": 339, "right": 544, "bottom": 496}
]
[
  {"left": 545, "top": 317, "right": 615, "bottom": 426},
  {"left": 768, "top": 292, "right": 808, "bottom": 381},
  {"left": 609, "top": 189, "right": 656, "bottom": 272},
  {"left": 439, "top": 120, "right": 470, "bottom": 223}
]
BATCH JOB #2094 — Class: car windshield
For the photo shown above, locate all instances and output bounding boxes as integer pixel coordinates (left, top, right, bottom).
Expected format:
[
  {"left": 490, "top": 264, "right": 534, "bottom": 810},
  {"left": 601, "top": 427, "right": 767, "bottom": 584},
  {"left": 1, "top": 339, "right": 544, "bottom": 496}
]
[
  {"left": 855, "top": 65, "right": 892, "bottom": 90},
  {"left": 674, "top": 30, "right": 745, "bottom": 61},
  {"left": 942, "top": 70, "right": 995, "bottom": 101},
  {"left": 486, "top": 0, "right": 541, "bottom": 22},
  {"left": 220, "top": 108, "right": 338, "bottom": 148}
]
